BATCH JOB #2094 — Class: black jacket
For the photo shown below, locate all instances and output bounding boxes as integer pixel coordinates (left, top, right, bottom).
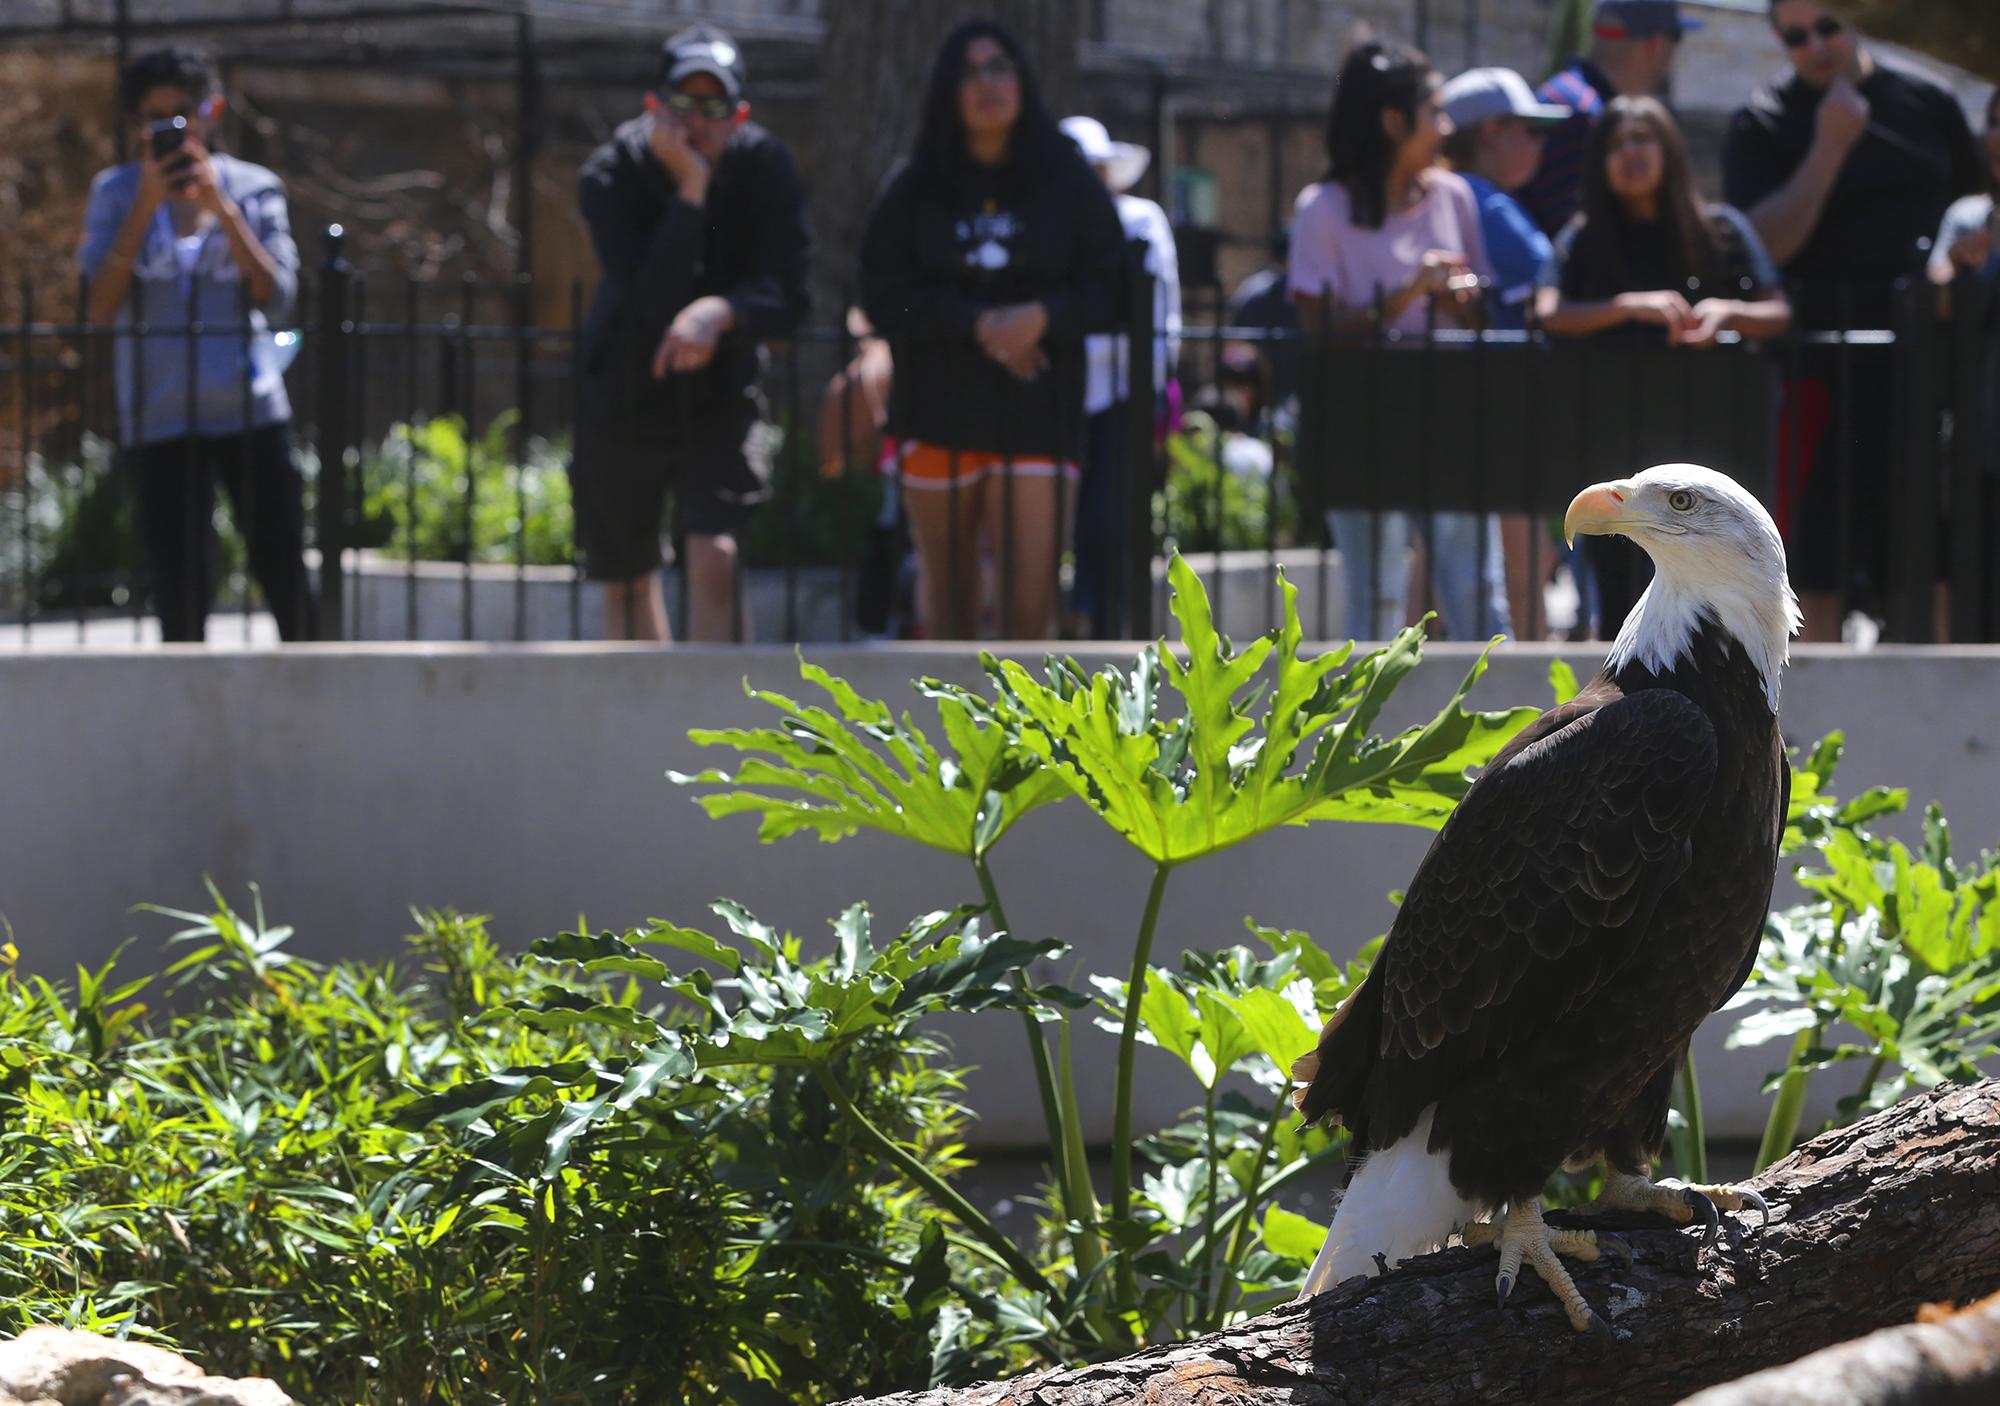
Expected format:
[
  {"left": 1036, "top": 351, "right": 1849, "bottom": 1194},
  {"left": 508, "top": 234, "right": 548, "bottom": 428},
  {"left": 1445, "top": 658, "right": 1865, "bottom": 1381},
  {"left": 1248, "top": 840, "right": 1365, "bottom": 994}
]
[
  {"left": 1724, "top": 57, "right": 1979, "bottom": 329},
  {"left": 577, "top": 117, "right": 810, "bottom": 425},
  {"left": 859, "top": 143, "right": 1126, "bottom": 459}
]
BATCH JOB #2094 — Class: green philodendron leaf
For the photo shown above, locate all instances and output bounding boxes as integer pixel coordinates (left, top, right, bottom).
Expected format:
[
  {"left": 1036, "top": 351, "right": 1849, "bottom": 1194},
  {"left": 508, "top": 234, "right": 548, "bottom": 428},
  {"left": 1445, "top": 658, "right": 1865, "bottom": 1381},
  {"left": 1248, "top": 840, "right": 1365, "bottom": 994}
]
[
  {"left": 1549, "top": 658, "right": 1581, "bottom": 704},
  {"left": 672, "top": 656, "right": 1067, "bottom": 857},
  {"left": 506, "top": 991, "right": 663, "bottom": 1040},
  {"left": 986, "top": 558, "right": 1539, "bottom": 865},
  {"left": 527, "top": 930, "right": 671, "bottom": 982},
  {"left": 634, "top": 921, "right": 743, "bottom": 974},
  {"left": 1260, "top": 1205, "right": 1328, "bottom": 1263},
  {"left": 1223, "top": 984, "right": 1319, "bottom": 1082},
  {"left": 396, "top": 1063, "right": 598, "bottom": 1131}
]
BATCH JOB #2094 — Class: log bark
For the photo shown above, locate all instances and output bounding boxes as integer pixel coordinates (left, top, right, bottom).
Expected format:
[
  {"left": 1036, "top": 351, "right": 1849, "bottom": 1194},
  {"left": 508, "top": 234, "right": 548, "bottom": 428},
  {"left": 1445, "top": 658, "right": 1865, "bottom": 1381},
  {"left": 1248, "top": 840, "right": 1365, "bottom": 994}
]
[
  {"left": 1675, "top": 1291, "right": 2000, "bottom": 1406},
  {"left": 842, "top": 1078, "right": 2000, "bottom": 1406}
]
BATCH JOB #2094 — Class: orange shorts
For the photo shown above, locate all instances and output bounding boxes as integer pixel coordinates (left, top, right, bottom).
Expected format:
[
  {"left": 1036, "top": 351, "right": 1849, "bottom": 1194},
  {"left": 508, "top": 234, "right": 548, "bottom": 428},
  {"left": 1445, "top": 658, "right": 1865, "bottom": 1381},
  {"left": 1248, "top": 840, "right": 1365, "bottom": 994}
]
[{"left": 892, "top": 439, "right": 1079, "bottom": 491}]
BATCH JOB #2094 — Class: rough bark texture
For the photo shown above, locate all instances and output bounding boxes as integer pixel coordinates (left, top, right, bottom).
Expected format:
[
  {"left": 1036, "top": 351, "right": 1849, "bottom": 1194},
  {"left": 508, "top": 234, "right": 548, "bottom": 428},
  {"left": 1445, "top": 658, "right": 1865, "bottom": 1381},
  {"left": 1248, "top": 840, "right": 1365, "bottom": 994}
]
[
  {"left": 842, "top": 1079, "right": 2000, "bottom": 1406},
  {"left": 1821, "top": 0, "right": 2000, "bottom": 83},
  {"left": 810, "top": 1, "right": 1082, "bottom": 322},
  {"left": 1676, "top": 1291, "right": 2000, "bottom": 1406}
]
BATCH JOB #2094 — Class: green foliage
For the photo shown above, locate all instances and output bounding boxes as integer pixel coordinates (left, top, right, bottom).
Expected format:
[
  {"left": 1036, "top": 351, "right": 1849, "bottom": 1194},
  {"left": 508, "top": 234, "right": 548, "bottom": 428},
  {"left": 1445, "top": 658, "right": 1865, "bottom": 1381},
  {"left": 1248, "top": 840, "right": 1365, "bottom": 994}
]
[
  {"left": 5, "top": 889, "right": 1063, "bottom": 1404},
  {"left": 1730, "top": 733, "right": 2000, "bottom": 1166},
  {"left": 360, "top": 411, "right": 575, "bottom": 567},
  {"left": 676, "top": 556, "right": 1537, "bottom": 1349},
  {"left": 1156, "top": 411, "right": 1301, "bottom": 555}
]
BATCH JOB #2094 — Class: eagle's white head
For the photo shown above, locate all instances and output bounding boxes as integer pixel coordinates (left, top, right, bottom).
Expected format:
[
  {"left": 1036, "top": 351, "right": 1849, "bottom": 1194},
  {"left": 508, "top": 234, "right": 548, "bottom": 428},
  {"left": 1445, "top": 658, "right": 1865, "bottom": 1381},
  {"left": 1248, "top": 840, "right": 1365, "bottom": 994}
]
[{"left": 1564, "top": 463, "right": 1800, "bottom": 712}]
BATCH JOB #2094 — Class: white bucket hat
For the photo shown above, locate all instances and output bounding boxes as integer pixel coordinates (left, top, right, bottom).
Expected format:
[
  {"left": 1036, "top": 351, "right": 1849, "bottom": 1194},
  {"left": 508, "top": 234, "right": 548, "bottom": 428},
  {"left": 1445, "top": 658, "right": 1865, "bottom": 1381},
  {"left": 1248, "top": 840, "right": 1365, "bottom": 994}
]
[{"left": 1060, "top": 115, "right": 1151, "bottom": 192}]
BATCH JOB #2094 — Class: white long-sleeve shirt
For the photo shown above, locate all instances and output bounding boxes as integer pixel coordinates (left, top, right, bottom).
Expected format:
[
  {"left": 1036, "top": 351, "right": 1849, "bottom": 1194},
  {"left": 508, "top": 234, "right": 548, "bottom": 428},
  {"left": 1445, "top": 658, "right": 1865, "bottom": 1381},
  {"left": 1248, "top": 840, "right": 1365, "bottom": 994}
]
[{"left": 1084, "top": 193, "right": 1182, "bottom": 414}]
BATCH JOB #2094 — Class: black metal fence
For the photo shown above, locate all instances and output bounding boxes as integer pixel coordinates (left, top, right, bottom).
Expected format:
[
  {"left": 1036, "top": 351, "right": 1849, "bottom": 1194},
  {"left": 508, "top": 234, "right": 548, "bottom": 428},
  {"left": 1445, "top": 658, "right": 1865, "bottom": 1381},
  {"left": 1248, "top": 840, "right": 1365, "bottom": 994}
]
[{"left": 5, "top": 227, "right": 1998, "bottom": 647}]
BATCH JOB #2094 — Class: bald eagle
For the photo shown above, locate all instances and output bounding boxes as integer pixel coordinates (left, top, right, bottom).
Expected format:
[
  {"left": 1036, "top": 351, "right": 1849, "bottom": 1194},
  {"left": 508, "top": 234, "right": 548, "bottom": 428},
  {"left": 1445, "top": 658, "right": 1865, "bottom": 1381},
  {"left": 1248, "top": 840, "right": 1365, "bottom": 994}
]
[{"left": 1292, "top": 464, "right": 1797, "bottom": 1334}]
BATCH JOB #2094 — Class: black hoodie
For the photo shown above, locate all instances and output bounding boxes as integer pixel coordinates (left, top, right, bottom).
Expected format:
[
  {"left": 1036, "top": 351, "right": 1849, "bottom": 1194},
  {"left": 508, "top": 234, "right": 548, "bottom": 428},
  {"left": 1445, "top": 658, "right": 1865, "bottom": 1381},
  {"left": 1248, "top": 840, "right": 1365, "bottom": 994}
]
[{"left": 859, "top": 143, "right": 1127, "bottom": 460}]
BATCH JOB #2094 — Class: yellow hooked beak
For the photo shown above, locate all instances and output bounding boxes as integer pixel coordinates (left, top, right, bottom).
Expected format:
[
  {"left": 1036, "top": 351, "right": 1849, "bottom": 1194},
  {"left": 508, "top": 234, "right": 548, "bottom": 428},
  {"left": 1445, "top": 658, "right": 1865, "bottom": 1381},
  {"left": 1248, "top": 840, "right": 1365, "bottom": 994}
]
[{"left": 1564, "top": 480, "right": 1641, "bottom": 547}]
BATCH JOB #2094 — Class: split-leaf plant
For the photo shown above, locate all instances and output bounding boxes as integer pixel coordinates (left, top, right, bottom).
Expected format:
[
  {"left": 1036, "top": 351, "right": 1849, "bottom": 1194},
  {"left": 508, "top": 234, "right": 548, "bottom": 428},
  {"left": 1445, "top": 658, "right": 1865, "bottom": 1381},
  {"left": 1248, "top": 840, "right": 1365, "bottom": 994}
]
[
  {"left": 676, "top": 555, "right": 1540, "bottom": 1343},
  {"left": 1728, "top": 734, "right": 2000, "bottom": 1168}
]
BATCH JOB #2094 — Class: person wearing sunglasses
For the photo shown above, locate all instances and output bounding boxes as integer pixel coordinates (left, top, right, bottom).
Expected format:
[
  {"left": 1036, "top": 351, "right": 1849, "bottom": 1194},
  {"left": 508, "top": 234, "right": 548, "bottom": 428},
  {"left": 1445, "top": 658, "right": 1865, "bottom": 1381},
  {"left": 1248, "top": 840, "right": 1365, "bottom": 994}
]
[
  {"left": 572, "top": 23, "right": 811, "bottom": 642},
  {"left": 1723, "top": 0, "right": 1981, "bottom": 642}
]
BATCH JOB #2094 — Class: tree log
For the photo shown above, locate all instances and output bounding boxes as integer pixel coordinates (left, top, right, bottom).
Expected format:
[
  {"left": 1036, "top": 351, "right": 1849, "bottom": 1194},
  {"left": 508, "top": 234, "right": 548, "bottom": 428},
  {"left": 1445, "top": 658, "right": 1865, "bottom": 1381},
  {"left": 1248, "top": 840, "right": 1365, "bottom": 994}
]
[
  {"left": 1675, "top": 1291, "right": 2000, "bottom": 1406},
  {"left": 842, "top": 1078, "right": 2000, "bottom": 1406}
]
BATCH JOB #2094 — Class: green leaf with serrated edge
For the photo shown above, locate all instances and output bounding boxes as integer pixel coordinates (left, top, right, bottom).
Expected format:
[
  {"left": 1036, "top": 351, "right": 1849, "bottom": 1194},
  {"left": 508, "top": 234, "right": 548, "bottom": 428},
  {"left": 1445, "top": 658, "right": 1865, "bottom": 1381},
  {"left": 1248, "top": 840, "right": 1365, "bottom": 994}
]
[
  {"left": 1137, "top": 970, "right": 1199, "bottom": 1065},
  {"left": 1260, "top": 1205, "right": 1328, "bottom": 1263},
  {"left": 985, "top": 559, "right": 1538, "bottom": 864},
  {"left": 673, "top": 655, "right": 1066, "bottom": 857},
  {"left": 1224, "top": 985, "right": 1319, "bottom": 1080},
  {"left": 1549, "top": 658, "right": 1581, "bottom": 704},
  {"left": 527, "top": 930, "right": 670, "bottom": 981}
]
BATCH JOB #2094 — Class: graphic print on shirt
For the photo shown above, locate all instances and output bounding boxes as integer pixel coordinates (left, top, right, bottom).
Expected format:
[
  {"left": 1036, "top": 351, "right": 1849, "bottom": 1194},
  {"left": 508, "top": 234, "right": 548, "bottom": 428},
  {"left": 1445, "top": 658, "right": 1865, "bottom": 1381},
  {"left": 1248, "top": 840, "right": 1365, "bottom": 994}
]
[{"left": 956, "top": 199, "right": 1022, "bottom": 272}]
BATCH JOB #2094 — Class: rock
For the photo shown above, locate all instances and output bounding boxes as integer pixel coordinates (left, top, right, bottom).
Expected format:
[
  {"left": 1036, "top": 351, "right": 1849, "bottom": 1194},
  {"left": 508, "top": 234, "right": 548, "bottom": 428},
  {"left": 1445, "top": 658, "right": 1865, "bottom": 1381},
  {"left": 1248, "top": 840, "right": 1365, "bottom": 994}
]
[{"left": 0, "top": 1328, "right": 296, "bottom": 1406}]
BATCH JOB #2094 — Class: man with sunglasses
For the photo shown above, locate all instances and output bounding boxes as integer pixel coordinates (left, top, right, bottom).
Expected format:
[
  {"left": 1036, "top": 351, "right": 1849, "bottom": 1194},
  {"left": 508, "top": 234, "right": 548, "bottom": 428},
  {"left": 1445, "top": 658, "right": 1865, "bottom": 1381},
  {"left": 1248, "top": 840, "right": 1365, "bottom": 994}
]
[
  {"left": 573, "top": 23, "right": 811, "bottom": 642},
  {"left": 1724, "top": 0, "right": 1980, "bottom": 640}
]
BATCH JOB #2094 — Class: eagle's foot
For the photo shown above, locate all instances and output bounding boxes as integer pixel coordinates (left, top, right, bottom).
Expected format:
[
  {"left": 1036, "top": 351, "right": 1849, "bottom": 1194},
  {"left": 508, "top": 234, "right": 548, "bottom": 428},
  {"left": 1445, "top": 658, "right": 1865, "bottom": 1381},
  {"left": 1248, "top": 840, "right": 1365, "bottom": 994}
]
[
  {"left": 1472, "top": 1201, "right": 1614, "bottom": 1336},
  {"left": 1584, "top": 1170, "right": 1767, "bottom": 1254}
]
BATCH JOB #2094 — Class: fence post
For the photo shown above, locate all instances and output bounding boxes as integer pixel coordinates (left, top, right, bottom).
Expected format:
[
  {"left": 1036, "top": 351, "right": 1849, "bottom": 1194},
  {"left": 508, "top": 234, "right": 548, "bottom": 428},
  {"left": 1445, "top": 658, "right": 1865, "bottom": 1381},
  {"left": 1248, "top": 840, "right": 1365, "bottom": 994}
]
[
  {"left": 1124, "top": 244, "right": 1156, "bottom": 640},
  {"left": 315, "top": 224, "right": 352, "bottom": 641}
]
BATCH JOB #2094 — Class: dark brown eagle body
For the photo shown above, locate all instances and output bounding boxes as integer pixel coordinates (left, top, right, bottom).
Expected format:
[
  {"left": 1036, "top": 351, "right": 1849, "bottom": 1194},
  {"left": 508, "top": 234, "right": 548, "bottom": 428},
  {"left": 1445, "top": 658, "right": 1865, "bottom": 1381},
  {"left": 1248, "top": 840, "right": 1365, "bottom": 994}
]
[{"left": 1295, "top": 615, "right": 1788, "bottom": 1208}]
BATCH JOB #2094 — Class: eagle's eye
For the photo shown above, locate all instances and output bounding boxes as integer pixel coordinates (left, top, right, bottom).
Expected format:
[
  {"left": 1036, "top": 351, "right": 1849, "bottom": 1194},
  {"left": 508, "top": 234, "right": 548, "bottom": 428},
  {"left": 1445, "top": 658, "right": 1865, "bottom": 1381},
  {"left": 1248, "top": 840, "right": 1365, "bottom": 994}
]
[{"left": 1667, "top": 489, "right": 1698, "bottom": 513}]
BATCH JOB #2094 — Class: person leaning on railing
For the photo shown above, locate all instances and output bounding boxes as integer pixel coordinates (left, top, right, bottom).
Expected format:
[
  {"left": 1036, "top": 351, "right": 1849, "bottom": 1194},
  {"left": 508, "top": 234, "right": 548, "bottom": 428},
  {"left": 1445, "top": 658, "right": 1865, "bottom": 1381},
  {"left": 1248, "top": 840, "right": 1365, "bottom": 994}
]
[
  {"left": 1535, "top": 96, "right": 1791, "bottom": 642},
  {"left": 79, "top": 45, "right": 313, "bottom": 644},
  {"left": 1288, "top": 38, "right": 1511, "bottom": 646},
  {"left": 857, "top": 19, "right": 1125, "bottom": 642},
  {"left": 1926, "top": 88, "right": 2000, "bottom": 298}
]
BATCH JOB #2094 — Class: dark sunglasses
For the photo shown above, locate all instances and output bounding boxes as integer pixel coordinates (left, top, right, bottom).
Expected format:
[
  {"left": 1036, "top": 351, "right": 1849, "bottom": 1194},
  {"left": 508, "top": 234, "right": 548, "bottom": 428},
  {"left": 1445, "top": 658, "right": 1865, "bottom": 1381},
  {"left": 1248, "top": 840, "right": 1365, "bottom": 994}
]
[
  {"left": 1779, "top": 15, "right": 1843, "bottom": 48},
  {"left": 962, "top": 55, "right": 1018, "bottom": 83},
  {"left": 663, "top": 91, "right": 734, "bottom": 121}
]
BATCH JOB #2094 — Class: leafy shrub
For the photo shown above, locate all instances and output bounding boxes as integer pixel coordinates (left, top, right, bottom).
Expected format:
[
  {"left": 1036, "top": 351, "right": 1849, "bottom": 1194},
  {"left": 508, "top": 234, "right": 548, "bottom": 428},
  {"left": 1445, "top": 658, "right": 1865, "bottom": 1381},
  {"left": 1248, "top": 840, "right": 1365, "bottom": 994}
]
[
  {"left": 359, "top": 410, "right": 575, "bottom": 567},
  {"left": 1730, "top": 735, "right": 2000, "bottom": 1166},
  {"left": 1156, "top": 410, "right": 1302, "bottom": 556}
]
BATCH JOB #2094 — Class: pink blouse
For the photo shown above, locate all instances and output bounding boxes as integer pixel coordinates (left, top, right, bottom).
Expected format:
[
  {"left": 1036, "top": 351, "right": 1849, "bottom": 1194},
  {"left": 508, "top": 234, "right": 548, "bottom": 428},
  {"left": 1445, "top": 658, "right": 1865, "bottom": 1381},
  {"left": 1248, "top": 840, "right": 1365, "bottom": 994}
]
[{"left": 1287, "top": 168, "right": 1494, "bottom": 334}]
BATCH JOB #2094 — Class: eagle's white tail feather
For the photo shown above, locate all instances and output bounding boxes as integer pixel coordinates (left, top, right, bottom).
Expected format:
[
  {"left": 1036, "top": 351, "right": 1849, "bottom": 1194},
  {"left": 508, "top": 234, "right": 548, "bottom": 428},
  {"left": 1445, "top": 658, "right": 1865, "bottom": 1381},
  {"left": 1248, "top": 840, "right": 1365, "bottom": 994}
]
[{"left": 1297, "top": 1106, "right": 1476, "bottom": 1299}]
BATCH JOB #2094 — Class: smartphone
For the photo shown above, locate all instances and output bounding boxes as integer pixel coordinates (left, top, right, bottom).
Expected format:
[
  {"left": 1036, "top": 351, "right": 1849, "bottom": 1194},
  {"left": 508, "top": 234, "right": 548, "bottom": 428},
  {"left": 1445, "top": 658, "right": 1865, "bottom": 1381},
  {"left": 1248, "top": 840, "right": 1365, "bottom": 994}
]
[{"left": 149, "top": 116, "right": 187, "bottom": 161}]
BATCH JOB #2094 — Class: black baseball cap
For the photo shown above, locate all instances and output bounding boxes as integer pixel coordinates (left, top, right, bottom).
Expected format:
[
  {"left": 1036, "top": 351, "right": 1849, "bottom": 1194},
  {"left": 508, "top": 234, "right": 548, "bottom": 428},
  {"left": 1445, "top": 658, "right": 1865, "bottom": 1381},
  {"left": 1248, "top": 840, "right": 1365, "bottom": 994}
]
[
  {"left": 1592, "top": 0, "right": 1703, "bottom": 40},
  {"left": 659, "top": 24, "right": 744, "bottom": 102}
]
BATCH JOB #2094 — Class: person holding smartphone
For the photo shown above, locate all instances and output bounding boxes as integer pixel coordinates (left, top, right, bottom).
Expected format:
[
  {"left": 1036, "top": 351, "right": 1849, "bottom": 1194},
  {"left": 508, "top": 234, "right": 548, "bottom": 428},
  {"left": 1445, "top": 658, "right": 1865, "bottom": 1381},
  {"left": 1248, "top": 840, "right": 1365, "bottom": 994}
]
[
  {"left": 572, "top": 23, "right": 811, "bottom": 642},
  {"left": 79, "top": 45, "right": 311, "bottom": 643}
]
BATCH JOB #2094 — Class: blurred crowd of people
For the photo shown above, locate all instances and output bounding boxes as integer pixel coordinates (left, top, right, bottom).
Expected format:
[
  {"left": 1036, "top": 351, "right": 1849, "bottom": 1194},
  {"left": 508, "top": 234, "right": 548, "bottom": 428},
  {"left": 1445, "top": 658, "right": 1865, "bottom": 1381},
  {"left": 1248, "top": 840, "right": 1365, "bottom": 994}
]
[{"left": 80, "top": 1, "right": 1997, "bottom": 646}]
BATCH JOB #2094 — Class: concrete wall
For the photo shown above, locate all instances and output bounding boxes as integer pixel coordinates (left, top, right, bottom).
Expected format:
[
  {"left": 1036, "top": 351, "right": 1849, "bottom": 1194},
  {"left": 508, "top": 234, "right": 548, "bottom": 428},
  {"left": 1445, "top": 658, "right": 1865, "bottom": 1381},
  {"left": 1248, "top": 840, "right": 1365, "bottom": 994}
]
[{"left": 5, "top": 640, "right": 1997, "bottom": 1148}]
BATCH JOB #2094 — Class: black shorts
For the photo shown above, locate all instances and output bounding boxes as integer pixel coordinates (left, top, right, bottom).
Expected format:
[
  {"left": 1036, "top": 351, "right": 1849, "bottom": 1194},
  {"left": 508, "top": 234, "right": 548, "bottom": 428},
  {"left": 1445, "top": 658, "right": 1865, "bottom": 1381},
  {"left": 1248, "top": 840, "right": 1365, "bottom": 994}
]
[{"left": 568, "top": 382, "right": 772, "bottom": 581}]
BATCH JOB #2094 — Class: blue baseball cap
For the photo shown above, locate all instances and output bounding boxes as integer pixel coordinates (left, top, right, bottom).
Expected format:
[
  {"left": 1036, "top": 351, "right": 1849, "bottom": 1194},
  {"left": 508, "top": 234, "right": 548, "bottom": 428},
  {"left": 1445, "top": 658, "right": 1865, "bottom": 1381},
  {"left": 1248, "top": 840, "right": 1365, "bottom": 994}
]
[{"left": 1593, "top": 0, "right": 1704, "bottom": 39}]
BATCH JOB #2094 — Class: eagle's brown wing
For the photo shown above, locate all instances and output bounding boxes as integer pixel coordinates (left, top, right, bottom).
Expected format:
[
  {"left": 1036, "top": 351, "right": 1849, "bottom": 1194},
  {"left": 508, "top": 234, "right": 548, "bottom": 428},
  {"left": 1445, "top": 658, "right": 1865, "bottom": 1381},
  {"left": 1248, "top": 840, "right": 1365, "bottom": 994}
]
[{"left": 1293, "top": 686, "right": 1718, "bottom": 1149}]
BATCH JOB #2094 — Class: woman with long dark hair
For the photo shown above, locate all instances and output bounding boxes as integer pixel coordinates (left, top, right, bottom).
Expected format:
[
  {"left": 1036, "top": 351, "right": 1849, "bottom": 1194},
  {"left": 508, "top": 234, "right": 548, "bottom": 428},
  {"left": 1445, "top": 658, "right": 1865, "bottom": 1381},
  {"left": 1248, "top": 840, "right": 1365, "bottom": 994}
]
[
  {"left": 1289, "top": 39, "right": 1509, "bottom": 644},
  {"left": 1536, "top": 95, "right": 1790, "bottom": 637},
  {"left": 858, "top": 19, "right": 1126, "bottom": 640},
  {"left": 1537, "top": 96, "right": 1790, "bottom": 343}
]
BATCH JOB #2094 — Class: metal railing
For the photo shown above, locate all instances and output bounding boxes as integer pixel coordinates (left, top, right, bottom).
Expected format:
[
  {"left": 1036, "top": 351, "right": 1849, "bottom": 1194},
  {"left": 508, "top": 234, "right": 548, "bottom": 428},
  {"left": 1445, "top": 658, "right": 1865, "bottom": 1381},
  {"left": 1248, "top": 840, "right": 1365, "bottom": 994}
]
[{"left": 5, "top": 228, "right": 1998, "bottom": 647}]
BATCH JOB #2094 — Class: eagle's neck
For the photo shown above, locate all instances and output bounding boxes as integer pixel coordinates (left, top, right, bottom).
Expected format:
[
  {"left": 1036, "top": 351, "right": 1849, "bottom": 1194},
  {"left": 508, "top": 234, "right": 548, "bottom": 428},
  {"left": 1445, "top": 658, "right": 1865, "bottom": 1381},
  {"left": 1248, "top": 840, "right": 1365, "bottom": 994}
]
[{"left": 1605, "top": 565, "right": 1793, "bottom": 713}]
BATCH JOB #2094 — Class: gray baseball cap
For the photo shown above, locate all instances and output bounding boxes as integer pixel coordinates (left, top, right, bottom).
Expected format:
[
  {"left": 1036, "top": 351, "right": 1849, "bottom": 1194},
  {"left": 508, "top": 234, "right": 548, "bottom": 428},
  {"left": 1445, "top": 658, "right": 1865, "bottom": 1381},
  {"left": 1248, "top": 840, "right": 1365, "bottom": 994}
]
[
  {"left": 1440, "top": 68, "right": 1571, "bottom": 128},
  {"left": 659, "top": 24, "right": 745, "bottom": 102}
]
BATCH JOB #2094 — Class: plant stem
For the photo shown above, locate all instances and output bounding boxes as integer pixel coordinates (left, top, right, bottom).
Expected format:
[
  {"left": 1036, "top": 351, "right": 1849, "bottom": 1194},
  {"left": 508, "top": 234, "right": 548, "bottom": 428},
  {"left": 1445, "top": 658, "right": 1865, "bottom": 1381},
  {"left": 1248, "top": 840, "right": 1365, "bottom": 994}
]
[
  {"left": 814, "top": 1063, "right": 1056, "bottom": 1299},
  {"left": 1195, "top": 1081, "right": 1220, "bottom": 1333},
  {"left": 1057, "top": 1015, "right": 1118, "bottom": 1345},
  {"left": 974, "top": 853, "right": 1070, "bottom": 1210},
  {"left": 1755, "top": 1026, "right": 1817, "bottom": 1172},
  {"left": 1111, "top": 862, "right": 1173, "bottom": 1308},
  {"left": 1678, "top": 1046, "right": 1707, "bottom": 1185},
  {"left": 1211, "top": 1084, "right": 1289, "bottom": 1329}
]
